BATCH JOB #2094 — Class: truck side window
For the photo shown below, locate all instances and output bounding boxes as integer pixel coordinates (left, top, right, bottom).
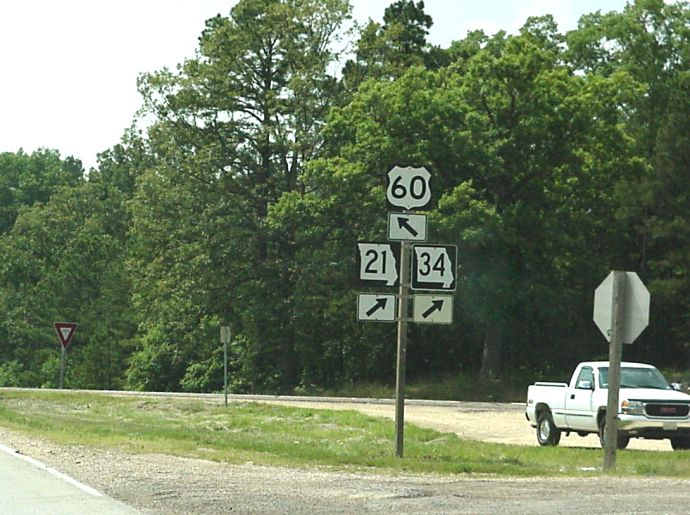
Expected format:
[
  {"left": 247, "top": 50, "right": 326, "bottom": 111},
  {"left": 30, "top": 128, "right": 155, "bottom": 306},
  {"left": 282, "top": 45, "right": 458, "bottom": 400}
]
[{"left": 575, "top": 367, "right": 594, "bottom": 389}]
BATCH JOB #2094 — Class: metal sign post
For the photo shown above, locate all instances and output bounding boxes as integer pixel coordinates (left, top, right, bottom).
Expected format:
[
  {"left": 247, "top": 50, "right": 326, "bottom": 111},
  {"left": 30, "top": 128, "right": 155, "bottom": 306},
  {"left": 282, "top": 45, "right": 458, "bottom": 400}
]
[
  {"left": 603, "top": 272, "right": 626, "bottom": 470},
  {"left": 593, "top": 271, "right": 650, "bottom": 471},
  {"left": 221, "top": 326, "right": 232, "bottom": 407},
  {"left": 395, "top": 240, "right": 411, "bottom": 458},
  {"left": 59, "top": 347, "right": 66, "bottom": 390}
]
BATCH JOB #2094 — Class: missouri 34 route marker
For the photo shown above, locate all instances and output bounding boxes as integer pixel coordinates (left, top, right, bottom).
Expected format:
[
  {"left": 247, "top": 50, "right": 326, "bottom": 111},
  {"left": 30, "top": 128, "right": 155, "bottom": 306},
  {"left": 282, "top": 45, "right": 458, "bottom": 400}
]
[{"left": 411, "top": 244, "right": 457, "bottom": 291}]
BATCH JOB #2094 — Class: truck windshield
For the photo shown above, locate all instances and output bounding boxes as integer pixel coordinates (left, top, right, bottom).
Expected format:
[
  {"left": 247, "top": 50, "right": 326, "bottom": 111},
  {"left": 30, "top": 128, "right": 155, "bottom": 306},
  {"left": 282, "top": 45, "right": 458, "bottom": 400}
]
[{"left": 598, "top": 366, "right": 671, "bottom": 390}]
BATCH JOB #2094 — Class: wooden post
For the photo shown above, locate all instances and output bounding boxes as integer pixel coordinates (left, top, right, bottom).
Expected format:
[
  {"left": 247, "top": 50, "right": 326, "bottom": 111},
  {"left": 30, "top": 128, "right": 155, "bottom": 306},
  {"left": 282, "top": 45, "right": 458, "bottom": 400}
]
[
  {"left": 395, "top": 240, "right": 411, "bottom": 457},
  {"left": 603, "top": 271, "right": 626, "bottom": 471}
]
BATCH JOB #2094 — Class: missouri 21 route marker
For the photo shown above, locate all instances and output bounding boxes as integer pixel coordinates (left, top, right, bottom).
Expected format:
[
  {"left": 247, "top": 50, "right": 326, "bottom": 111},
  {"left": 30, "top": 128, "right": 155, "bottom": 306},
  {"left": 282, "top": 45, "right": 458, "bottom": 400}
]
[{"left": 357, "top": 242, "right": 400, "bottom": 286}]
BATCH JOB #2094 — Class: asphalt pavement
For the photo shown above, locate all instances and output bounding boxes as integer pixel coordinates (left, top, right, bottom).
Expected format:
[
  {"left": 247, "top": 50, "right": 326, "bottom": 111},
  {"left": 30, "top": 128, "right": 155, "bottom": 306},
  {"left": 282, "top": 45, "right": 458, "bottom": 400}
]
[{"left": 0, "top": 442, "right": 140, "bottom": 515}]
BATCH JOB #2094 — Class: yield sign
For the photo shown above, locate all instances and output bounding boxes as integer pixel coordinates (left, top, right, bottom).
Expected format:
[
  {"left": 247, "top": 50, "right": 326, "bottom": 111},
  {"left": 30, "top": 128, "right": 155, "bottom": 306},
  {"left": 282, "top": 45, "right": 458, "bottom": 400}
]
[{"left": 54, "top": 322, "right": 78, "bottom": 349}]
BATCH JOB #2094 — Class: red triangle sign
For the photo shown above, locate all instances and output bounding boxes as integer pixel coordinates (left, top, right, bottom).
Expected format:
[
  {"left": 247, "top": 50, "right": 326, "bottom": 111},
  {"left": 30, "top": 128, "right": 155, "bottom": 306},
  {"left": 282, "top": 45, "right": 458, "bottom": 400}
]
[{"left": 54, "top": 322, "right": 78, "bottom": 349}]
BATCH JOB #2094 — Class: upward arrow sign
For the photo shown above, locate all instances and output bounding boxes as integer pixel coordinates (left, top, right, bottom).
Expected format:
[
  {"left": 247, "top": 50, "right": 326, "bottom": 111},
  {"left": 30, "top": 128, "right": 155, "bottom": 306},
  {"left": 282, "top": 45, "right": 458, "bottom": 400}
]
[
  {"left": 387, "top": 213, "right": 427, "bottom": 242},
  {"left": 396, "top": 216, "right": 419, "bottom": 237}
]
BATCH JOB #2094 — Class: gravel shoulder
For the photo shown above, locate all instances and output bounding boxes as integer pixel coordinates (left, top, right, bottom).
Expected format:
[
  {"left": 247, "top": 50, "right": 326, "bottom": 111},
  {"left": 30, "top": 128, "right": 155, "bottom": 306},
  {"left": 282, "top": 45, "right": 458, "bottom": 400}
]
[{"left": 0, "top": 398, "right": 685, "bottom": 513}]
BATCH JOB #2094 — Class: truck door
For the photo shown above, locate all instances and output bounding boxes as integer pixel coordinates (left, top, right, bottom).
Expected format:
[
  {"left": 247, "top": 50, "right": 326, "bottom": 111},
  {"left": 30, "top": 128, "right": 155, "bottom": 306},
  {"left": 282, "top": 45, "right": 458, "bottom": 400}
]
[{"left": 564, "top": 366, "right": 597, "bottom": 431}]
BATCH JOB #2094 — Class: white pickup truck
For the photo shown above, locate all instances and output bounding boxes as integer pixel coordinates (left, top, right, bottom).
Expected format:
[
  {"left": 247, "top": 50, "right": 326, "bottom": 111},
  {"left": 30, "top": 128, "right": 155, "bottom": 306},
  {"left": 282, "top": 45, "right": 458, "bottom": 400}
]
[{"left": 525, "top": 361, "right": 690, "bottom": 450}]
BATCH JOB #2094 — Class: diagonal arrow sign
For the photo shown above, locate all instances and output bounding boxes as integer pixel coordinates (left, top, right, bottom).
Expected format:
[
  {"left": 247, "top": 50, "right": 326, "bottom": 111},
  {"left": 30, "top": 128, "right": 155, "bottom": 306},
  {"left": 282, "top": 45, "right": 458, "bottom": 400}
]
[
  {"left": 366, "top": 297, "right": 389, "bottom": 317},
  {"left": 413, "top": 294, "right": 453, "bottom": 324},
  {"left": 387, "top": 213, "right": 427, "bottom": 242},
  {"left": 396, "top": 216, "right": 419, "bottom": 237},
  {"left": 357, "top": 293, "right": 397, "bottom": 322},
  {"left": 422, "top": 299, "right": 444, "bottom": 318}
]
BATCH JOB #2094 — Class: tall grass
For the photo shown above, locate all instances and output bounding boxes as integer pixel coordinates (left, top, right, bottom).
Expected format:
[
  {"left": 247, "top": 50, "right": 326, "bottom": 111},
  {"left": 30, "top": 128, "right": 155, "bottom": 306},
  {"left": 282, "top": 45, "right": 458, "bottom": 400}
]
[{"left": 317, "top": 370, "right": 537, "bottom": 402}]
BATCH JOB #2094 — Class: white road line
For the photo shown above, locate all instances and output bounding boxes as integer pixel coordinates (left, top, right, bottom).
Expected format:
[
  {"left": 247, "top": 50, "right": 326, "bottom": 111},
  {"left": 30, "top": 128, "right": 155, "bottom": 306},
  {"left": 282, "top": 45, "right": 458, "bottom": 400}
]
[{"left": 0, "top": 442, "right": 102, "bottom": 497}]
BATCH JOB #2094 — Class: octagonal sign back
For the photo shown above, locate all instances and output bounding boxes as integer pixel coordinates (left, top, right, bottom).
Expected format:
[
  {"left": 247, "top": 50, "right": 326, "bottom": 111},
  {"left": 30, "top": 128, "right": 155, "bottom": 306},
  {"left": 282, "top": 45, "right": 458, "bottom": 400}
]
[{"left": 593, "top": 271, "right": 650, "bottom": 344}]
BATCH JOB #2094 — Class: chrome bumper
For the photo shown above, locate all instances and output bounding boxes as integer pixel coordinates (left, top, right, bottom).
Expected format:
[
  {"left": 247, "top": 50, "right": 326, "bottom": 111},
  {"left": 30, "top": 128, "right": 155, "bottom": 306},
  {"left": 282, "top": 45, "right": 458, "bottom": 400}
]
[{"left": 618, "top": 415, "right": 690, "bottom": 433}]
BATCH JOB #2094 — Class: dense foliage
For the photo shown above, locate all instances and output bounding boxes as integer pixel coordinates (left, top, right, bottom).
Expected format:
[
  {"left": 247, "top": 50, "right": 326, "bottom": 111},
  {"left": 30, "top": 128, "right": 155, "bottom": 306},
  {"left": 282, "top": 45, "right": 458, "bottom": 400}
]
[{"left": 1, "top": 0, "right": 689, "bottom": 393}]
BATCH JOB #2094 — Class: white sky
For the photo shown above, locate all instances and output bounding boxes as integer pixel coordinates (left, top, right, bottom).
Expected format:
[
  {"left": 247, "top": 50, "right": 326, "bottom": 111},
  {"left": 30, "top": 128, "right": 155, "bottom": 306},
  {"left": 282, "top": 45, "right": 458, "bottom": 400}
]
[{"left": 0, "top": 0, "right": 632, "bottom": 171}]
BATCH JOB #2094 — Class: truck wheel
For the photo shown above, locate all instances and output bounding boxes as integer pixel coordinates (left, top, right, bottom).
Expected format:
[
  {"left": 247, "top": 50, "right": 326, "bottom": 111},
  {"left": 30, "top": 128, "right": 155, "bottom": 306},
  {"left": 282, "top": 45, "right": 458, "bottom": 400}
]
[
  {"left": 536, "top": 410, "right": 561, "bottom": 446},
  {"left": 598, "top": 416, "right": 630, "bottom": 449},
  {"left": 670, "top": 437, "right": 690, "bottom": 450}
]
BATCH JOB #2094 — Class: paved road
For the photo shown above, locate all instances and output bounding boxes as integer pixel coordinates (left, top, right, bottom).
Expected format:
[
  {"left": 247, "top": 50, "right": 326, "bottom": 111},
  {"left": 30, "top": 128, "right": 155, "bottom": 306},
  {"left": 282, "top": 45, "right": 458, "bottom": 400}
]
[{"left": 0, "top": 442, "right": 141, "bottom": 515}]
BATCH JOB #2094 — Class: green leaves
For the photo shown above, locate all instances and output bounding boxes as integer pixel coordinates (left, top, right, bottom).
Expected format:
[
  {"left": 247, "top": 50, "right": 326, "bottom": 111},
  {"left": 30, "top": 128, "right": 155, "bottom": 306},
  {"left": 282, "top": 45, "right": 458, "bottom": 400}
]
[{"left": 2, "top": 0, "right": 690, "bottom": 391}]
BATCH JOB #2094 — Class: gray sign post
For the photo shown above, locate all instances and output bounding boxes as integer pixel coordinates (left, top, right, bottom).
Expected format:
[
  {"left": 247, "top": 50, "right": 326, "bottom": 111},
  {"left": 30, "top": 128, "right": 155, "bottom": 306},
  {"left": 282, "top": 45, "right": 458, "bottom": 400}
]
[
  {"left": 395, "top": 240, "right": 411, "bottom": 457},
  {"left": 221, "top": 326, "right": 232, "bottom": 407},
  {"left": 593, "top": 271, "right": 650, "bottom": 471}
]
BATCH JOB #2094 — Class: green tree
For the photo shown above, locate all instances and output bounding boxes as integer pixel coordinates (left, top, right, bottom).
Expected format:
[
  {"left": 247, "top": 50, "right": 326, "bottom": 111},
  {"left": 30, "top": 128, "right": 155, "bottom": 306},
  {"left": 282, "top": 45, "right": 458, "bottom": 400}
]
[
  {"left": 128, "top": 0, "right": 351, "bottom": 392},
  {"left": 319, "top": 21, "right": 641, "bottom": 380},
  {"left": 0, "top": 180, "right": 133, "bottom": 388},
  {"left": 567, "top": 0, "right": 690, "bottom": 364},
  {"left": 342, "top": 0, "right": 444, "bottom": 92},
  {"left": 0, "top": 149, "right": 82, "bottom": 233}
]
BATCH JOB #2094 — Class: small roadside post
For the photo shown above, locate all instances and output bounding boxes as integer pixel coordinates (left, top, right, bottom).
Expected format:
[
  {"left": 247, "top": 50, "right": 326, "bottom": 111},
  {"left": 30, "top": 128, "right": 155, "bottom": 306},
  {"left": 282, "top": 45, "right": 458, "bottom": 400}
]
[
  {"left": 593, "top": 271, "right": 650, "bottom": 471},
  {"left": 221, "top": 326, "right": 232, "bottom": 407},
  {"left": 54, "top": 322, "right": 78, "bottom": 389}
]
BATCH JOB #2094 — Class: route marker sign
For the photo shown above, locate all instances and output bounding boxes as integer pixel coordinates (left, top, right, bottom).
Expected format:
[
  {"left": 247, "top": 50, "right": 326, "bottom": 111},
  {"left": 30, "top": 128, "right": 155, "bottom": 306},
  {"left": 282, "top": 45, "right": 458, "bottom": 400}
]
[
  {"left": 388, "top": 213, "right": 427, "bottom": 242},
  {"left": 54, "top": 322, "right": 78, "bottom": 349},
  {"left": 411, "top": 245, "right": 457, "bottom": 291},
  {"left": 357, "top": 293, "right": 397, "bottom": 322},
  {"left": 386, "top": 166, "right": 431, "bottom": 210},
  {"left": 413, "top": 294, "right": 453, "bottom": 324},
  {"left": 356, "top": 165, "right": 456, "bottom": 458},
  {"left": 357, "top": 242, "right": 400, "bottom": 286}
]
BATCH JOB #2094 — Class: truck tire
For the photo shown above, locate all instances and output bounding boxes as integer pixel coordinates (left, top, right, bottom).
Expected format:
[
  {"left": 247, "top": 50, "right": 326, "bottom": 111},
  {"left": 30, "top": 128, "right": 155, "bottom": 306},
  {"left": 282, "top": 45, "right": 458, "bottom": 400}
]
[
  {"left": 598, "top": 415, "right": 630, "bottom": 449},
  {"left": 536, "top": 410, "right": 561, "bottom": 446},
  {"left": 670, "top": 436, "right": 690, "bottom": 450}
]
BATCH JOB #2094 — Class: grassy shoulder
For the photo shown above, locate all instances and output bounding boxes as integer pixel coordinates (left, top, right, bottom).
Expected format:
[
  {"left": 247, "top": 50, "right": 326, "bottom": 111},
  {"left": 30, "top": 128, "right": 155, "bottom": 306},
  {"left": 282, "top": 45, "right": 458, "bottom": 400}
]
[{"left": 1, "top": 389, "right": 689, "bottom": 478}]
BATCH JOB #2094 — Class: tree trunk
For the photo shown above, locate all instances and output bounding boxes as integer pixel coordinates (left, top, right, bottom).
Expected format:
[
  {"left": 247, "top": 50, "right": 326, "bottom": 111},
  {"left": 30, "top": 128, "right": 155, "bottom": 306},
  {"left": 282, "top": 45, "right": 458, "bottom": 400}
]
[{"left": 479, "top": 324, "right": 504, "bottom": 380}]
